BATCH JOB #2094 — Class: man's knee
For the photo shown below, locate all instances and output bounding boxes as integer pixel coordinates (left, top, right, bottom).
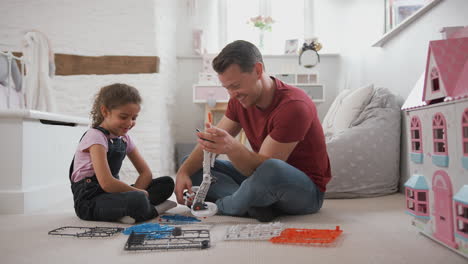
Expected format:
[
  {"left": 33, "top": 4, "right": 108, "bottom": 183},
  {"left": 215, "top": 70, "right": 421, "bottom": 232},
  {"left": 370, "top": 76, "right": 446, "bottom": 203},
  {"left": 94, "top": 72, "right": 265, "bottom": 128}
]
[
  {"left": 258, "top": 159, "right": 288, "bottom": 171},
  {"left": 252, "top": 159, "right": 289, "bottom": 181}
]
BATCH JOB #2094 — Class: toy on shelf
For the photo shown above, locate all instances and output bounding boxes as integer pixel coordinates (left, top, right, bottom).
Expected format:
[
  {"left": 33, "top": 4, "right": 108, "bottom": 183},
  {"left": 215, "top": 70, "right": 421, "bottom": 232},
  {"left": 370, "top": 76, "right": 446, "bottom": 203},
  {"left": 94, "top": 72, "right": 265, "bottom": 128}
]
[
  {"left": 183, "top": 112, "right": 218, "bottom": 217},
  {"left": 402, "top": 26, "right": 468, "bottom": 259},
  {"left": 48, "top": 226, "right": 123, "bottom": 238},
  {"left": 269, "top": 226, "right": 343, "bottom": 246},
  {"left": 224, "top": 222, "right": 285, "bottom": 241}
]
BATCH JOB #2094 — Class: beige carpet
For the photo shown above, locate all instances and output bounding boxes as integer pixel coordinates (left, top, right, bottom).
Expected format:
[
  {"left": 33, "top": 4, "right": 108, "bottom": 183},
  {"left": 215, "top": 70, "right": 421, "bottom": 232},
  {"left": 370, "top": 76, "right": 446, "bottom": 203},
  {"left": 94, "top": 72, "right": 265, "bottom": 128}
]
[{"left": 0, "top": 193, "right": 466, "bottom": 264}]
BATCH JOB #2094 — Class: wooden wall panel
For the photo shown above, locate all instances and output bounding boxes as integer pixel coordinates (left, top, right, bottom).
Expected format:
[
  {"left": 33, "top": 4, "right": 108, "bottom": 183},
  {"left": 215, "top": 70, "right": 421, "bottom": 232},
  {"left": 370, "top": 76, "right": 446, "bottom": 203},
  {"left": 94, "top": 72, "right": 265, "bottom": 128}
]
[
  {"left": 10, "top": 52, "right": 159, "bottom": 75},
  {"left": 54, "top": 54, "right": 159, "bottom": 75}
]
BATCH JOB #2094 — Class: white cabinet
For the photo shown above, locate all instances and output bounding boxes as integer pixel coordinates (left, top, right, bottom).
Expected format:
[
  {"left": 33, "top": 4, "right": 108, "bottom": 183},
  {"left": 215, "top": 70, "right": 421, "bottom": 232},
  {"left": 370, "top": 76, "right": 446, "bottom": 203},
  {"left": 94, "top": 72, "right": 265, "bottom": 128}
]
[
  {"left": 296, "top": 84, "right": 325, "bottom": 103},
  {"left": 0, "top": 110, "right": 89, "bottom": 214},
  {"left": 273, "top": 73, "right": 325, "bottom": 102}
]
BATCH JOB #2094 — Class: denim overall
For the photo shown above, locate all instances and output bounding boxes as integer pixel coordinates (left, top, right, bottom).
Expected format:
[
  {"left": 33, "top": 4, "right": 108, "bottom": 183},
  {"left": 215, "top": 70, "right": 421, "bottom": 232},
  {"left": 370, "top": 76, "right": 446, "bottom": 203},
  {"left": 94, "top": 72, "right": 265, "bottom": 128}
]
[{"left": 69, "top": 127, "right": 174, "bottom": 222}]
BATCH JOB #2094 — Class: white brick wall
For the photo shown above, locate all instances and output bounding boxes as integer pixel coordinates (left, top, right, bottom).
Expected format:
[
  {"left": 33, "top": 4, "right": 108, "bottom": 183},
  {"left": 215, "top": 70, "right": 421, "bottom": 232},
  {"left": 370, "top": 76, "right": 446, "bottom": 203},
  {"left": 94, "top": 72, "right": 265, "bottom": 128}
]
[
  {"left": 154, "top": 0, "right": 177, "bottom": 177},
  {"left": 0, "top": 0, "right": 158, "bottom": 55},
  {"left": 0, "top": 0, "right": 177, "bottom": 182}
]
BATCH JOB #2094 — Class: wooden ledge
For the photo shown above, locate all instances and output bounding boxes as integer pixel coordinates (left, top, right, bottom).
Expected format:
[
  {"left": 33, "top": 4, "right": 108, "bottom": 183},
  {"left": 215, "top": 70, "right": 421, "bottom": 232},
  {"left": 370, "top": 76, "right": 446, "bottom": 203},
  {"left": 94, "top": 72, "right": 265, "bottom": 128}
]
[{"left": 11, "top": 52, "right": 159, "bottom": 75}]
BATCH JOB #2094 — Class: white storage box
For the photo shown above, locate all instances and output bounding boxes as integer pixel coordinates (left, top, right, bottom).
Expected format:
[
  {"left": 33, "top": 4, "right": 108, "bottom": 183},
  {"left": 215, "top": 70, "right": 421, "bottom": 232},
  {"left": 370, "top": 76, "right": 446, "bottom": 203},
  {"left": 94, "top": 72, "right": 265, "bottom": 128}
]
[{"left": 0, "top": 110, "right": 89, "bottom": 214}]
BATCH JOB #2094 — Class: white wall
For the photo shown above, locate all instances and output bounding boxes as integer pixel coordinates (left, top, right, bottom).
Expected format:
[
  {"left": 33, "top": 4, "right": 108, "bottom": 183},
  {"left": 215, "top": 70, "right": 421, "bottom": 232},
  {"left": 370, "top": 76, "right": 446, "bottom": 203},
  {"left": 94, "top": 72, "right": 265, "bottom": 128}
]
[
  {"left": 362, "top": 0, "right": 468, "bottom": 98},
  {"left": 301, "top": 0, "right": 468, "bottom": 100},
  {"left": 176, "top": 0, "right": 219, "bottom": 55},
  {"left": 314, "top": 0, "right": 384, "bottom": 91},
  {"left": 0, "top": 0, "right": 178, "bottom": 180}
]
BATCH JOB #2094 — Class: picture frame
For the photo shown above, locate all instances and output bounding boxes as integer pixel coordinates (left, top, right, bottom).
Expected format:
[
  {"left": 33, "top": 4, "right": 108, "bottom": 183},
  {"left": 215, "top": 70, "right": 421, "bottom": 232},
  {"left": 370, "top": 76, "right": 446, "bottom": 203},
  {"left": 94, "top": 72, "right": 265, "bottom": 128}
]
[
  {"left": 384, "top": 0, "right": 431, "bottom": 33},
  {"left": 284, "top": 39, "right": 299, "bottom": 55}
]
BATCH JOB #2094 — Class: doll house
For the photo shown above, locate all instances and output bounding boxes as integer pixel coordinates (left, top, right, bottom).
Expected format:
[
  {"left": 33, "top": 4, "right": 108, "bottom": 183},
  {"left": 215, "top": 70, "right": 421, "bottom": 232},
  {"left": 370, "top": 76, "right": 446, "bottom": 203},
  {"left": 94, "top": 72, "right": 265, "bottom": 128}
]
[{"left": 402, "top": 26, "right": 468, "bottom": 258}]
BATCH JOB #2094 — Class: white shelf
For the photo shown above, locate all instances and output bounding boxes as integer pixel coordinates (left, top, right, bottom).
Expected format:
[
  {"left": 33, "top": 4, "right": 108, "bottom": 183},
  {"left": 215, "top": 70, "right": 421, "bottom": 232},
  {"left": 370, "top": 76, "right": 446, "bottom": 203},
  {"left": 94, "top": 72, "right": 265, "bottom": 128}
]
[
  {"left": 372, "top": 0, "right": 443, "bottom": 47},
  {"left": 177, "top": 52, "right": 340, "bottom": 60}
]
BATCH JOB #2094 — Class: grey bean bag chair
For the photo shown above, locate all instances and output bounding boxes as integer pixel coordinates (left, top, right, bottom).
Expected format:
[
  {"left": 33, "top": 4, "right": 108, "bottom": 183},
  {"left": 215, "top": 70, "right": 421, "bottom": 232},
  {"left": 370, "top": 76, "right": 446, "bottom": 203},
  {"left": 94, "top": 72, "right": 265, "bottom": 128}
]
[{"left": 325, "top": 87, "right": 401, "bottom": 198}]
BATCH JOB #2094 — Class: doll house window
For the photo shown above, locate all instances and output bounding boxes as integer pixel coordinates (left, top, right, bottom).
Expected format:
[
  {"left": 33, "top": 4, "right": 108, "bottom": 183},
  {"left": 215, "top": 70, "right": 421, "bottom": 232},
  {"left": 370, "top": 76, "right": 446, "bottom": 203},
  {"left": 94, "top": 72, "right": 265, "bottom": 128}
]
[
  {"left": 407, "top": 197, "right": 415, "bottom": 210},
  {"left": 430, "top": 67, "right": 440, "bottom": 92},
  {"left": 406, "top": 188, "right": 415, "bottom": 210},
  {"left": 407, "top": 189, "right": 414, "bottom": 199},
  {"left": 416, "top": 191, "right": 429, "bottom": 216},
  {"left": 455, "top": 203, "right": 468, "bottom": 237},
  {"left": 405, "top": 188, "right": 429, "bottom": 216},
  {"left": 463, "top": 108, "right": 468, "bottom": 156},
  {"left": 410, "top": 116, "right": 423, "bottom": 152},
  {"left": 432, "top": 113, "right": 447, "bottom": 155},
  {"left": 417, "top": 191, "right": 427, "bottom": 201},
  {"left": 417, "top": 204, "right": 427, "bottom": 214}
]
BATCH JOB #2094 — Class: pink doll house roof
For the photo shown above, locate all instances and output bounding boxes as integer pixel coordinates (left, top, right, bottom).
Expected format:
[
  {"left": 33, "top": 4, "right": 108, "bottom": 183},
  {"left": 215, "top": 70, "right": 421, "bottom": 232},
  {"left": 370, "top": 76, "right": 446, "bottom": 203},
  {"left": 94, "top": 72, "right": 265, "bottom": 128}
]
[
  {"left": 422, "top": 37, "right": 468, "bottom": 103},
  {"left": 402, "top": 26, "right": 468, "bottom": 110}
]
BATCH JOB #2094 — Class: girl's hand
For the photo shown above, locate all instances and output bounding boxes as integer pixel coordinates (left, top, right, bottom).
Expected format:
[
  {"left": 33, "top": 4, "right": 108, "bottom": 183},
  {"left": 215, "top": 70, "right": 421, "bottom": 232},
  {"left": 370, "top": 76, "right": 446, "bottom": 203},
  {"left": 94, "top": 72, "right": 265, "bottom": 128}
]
[{"left": 175, "top": 172, "right": 193, "bottom": 204}]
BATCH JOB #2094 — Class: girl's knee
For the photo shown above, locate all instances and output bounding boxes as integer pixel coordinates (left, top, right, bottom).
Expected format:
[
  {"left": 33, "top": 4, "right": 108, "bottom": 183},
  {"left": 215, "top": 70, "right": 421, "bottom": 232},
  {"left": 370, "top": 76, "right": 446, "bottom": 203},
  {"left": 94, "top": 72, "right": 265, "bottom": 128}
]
[
  {"left": 148, "top": 176, "right": 175, "bottom": 205},
  {"left": 156, "top": 176, "right": 175, "bottom": 191},
  {"left": 127, "top": 191, "right": 150, "bottom": 209}
]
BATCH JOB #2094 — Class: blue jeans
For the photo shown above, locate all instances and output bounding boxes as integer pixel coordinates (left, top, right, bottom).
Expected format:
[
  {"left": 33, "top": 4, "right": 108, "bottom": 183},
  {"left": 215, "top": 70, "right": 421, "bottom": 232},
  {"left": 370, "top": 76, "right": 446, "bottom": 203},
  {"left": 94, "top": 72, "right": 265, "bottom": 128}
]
[{"left": 189, "top": 158, "right": 324, "bottom": 216}]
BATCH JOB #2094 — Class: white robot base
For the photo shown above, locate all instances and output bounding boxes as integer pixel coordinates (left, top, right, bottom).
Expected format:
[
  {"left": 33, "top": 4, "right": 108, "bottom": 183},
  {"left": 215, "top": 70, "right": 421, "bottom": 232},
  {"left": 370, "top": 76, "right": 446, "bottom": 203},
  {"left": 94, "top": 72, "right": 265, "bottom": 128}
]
[
  {"left": 191, "top": 202, "right": 218, "bottom": 217},
  {"left": 183, "top": 186, "right": 218, "bottom": 217}
]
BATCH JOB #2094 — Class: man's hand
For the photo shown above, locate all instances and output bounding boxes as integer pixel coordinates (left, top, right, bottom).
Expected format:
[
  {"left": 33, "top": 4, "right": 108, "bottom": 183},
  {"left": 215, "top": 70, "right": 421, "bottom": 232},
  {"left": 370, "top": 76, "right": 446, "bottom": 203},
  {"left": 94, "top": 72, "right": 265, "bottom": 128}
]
[
  {"left": 175, "top": 172, "right": 193, "bottom": 204},
  {"left": 196, "top": 123, "right": 239, "bottom": 155}
]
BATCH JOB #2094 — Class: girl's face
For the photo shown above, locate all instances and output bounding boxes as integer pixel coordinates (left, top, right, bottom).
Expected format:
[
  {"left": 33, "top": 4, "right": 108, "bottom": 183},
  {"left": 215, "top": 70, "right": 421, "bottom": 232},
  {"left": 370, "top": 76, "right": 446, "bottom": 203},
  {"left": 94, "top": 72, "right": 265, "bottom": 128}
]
[{"left": 100, "top": 103, "right": 140, "bottom": 136}]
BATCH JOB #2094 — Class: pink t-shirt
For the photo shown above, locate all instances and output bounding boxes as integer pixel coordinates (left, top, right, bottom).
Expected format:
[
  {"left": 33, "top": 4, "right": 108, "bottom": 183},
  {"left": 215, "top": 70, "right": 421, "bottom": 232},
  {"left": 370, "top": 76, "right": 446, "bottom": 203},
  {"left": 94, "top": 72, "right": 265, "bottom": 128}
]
[
  {"left": 225, "top": 77, "right": 332, "bottom": 192},
  {"left": 70, "top": 128, "right": 136, "bottom": 183}
]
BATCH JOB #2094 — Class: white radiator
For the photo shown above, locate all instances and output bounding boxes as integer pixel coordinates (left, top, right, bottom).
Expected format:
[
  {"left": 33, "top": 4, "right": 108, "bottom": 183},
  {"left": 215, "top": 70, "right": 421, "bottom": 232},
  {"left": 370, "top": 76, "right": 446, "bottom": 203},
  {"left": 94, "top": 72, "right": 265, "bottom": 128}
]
[{"left": 0, "top": 109, "right": 89, "bottom": 214}]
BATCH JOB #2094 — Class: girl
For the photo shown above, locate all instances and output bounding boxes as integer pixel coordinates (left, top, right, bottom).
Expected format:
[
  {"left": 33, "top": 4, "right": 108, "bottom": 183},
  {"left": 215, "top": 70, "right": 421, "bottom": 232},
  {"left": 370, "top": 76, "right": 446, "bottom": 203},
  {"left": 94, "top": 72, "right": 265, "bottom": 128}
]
[{"left": 69, "top": 83, "right": 176, "bottom": 224}]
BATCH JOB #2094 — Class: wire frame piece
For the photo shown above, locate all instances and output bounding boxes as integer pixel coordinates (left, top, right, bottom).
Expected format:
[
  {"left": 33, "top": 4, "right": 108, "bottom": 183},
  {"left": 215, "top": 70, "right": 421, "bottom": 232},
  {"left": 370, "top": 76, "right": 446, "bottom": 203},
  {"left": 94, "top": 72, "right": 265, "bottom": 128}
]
[
  {"left": 225, "top": 222, "right": 285, "bottom": 240},
  {"left": 48, "top": 226, "right": 124, "bottom": 238},
  {"left": 124, "top": 229, "right": 210, "bottom": 251}
]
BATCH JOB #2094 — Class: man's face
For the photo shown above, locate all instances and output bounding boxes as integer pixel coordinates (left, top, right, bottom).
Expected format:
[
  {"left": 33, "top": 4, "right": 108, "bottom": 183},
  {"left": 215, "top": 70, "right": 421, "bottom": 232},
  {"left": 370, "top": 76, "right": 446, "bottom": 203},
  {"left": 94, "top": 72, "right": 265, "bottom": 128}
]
[{"left": 218, "top": 64, "right": 261, "bottom": 108}]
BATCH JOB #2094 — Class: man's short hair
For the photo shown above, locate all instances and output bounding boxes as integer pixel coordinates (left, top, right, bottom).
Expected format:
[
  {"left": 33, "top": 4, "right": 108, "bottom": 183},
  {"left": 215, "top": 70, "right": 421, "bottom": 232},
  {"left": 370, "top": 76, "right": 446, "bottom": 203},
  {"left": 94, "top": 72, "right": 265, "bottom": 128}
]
[{"left": 212, "top": 40, "right": 264, "bottom": 74}]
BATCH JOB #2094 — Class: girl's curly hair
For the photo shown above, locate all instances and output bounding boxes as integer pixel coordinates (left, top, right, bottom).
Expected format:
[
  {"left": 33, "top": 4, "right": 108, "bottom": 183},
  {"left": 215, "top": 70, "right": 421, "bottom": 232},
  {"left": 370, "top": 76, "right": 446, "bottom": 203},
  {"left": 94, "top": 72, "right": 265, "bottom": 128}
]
[{"left": 90, "top": 83, "right": 142, "bottom": 127}]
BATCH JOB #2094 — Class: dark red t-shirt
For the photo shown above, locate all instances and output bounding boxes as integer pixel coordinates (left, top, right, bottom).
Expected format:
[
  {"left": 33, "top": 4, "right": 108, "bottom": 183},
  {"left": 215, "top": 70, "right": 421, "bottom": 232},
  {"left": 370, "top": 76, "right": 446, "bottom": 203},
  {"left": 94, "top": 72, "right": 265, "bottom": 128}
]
[{"left": 225, "top": 77, "right": 331, "bottom": 192}]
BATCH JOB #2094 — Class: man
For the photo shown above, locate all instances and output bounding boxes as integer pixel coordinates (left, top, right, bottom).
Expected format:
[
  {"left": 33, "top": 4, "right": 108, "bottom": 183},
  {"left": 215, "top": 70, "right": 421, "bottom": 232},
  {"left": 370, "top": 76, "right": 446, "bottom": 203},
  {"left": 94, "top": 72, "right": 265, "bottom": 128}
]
[{"left": 175, "top": 40, "right": 331, "bottom": 222}]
